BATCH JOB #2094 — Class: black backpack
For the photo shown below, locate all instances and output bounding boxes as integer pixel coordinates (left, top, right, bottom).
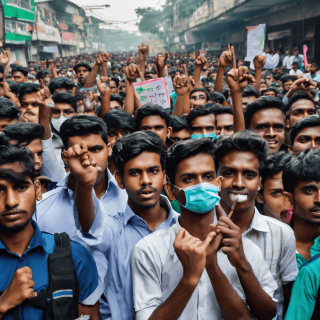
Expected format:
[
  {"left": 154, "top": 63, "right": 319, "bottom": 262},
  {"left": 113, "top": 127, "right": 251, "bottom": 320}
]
[{"left": 1, "top": 233, "right": 79, "bottom": 320}]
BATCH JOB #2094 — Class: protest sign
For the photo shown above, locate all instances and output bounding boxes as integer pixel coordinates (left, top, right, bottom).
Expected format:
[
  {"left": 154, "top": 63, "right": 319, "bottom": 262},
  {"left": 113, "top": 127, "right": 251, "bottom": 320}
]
[
  {"left": 303, "top": 45, "right": 308, "bottom": 69},
  {"left": 245, "top": 24, "right": 266, "bottom": 62},
  {"left": 131, "top": 78, "right": 170, "bottom": 109}
]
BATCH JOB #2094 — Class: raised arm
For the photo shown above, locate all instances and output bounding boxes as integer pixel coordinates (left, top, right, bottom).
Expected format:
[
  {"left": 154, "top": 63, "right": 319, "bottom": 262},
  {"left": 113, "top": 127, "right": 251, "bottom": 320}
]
[
  {"left": 97, "top": 76, "right": 111, "bottom": 117},
  {"left": 0, "top": 47, "right": 10, "bottom": 69},
  {"left": 123, "top": 64, "right": 141, "bottom": 115},
  {"left": 138, "top": 44, "right": 149, "bottom": 77},
  {"left": 155, "top": 52, "right": 169, "bottom": 78},
  {"left": 83, "top": 53, "right": 106, "bottom": 88},
  {"left": 253, "top": 54, "right": 266, "bottom": 92},
  {"left": 172, "top": 67, "right": 190, "bottom": 116},
  {"left": 214, "top": 45, "right": 233, "bottom": 93},
  {"left": 193, "top": 55, "right": 207, "bottom": 88}
]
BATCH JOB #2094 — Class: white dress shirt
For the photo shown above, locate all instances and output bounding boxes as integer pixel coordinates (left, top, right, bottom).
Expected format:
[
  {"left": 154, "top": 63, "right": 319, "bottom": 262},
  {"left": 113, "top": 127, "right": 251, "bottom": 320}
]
[
  {"left": 289, "top": 69, "right": 304, "bottom": 78},
  {"left": 283, "top": 56, "right": 292, "bottom": 69},
  {"left": 131, "top": 220, "right": 277, "bottom": 320},
  {"left": 215, "top": 207, "right": 298, "bottom": 307}
]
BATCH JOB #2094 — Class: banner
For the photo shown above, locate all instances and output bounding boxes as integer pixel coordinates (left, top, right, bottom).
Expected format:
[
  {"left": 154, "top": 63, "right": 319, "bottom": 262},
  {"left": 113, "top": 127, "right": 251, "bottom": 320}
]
[
  {"left": 131, "top": 78, "right": 170, "bottom": 109},
  {"left": 245, "top": 24, "right": 266, "bottom": 62}
]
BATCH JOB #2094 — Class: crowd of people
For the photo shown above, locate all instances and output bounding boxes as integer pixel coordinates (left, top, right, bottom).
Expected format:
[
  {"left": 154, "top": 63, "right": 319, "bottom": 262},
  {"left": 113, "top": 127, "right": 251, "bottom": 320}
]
[{"left": 0, "top": 42, "right": 319, "bottom": 320}]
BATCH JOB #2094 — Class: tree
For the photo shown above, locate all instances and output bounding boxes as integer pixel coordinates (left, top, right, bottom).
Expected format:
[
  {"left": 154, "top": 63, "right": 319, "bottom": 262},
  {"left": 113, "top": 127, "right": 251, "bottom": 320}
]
[{"left": 135, "top": 7, "right": 164, "bottom": 36}]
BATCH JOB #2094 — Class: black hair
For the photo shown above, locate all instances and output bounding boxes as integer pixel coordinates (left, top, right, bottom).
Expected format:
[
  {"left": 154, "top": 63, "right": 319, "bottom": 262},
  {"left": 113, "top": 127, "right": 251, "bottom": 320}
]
[
  {"left": 283, "top": 148, "right": 320, "bottom": 194},
  {"left": 73, "top": 61, "right": 92, "bottom": 72},
  {"left": 261, "top": 87, "right": 278, "bottom": 96},
  {"left": 213, "top": 106, "right": 233, "bottom": 116},
  {"left": 168, "top": 67, "right": 178, "bottom": 75},
  {"left": 11, "top": 66, "right": 28, "bottom": 76},
  {"left": 290, "top": 115, "right": 320, "bottom": 145},
  {"left": 0, "top": 145, "right": 35, "bottom": 182},
  {"left": 103, "top": 108, "right": 136, "bottom": 132},
  {"left": 111, "top": 65, "right": 119, "bottom": 71},
  {"left": 52, "top": 90, "right": 78, "bottom": 113},
  {"left": 190, "top": 87, "right": 210, "bottom": 101},
  {"left": 170, "top": 116, "right": 190, "bottom": 132},
  {"left": 0, "top": 97, "right": 20, "bottom": 120},
  {"left": 110, "top": 76, "right": 119, "bottom": 88},
  {"left": 166, "top": 138, "right": 215, "bottom": 184},
  {"left": 36, "top": 69, "right": 51, "bottom": 81},
  {"left": 113, "top": 131, "right": 166, "bottom": 177},
  {"left": 221, "top": 88, "right": 230, "bottom": 100},
  {"left": 280, "top": 75, "right": 296, "bottom": 85},
  {"left": 260, "top": 151, "right": 292, "bottom": 188},
  {"left": 6, "top": 80, "right": 19, "bottom": 95},
  {"left": 209, "top": 91, "right": 225, "bottom": 104},
  {"left": 4, "top": 122, "right": 44, "bottom": 146},
  {"left": 293, "top": 47, "right": 299, "bottom": 52},
  {"left": 0, "top": 64, "right": 4, "bottom": 74},
  {"left": 110, "top": 94, "right": 123, "bottom": 107},
  {"left": 18, "top": 83, "right": 39, "bottom": 102},
  {"left": 214, "top": 130, "right": 269, "bottom": 174},
  {"left": 119, "top": 91, "right": 126, "bottom": 99},
  {"left": 48, "top": 76, "right": 76, "bottom": 94},
  {"left": 244, "top": 96, "right": 285, "bottom": 129},
  {"left": 186, "top": 106, "right": 215, "bottom": 125},
  {"left": 135, "top": 104, "right": 171, "bottom": 128},
  {"left": 242, "top": 86, "right": 260, "bottom": 98},
  {"left": 60, "top": 115, "right": 108, "bottom": 150},
  {"left": 93, "top": 104, "right": 101, "bottom": 118},
  {"left": 287, "top": 91, "right": 316, "bottom": 114}
]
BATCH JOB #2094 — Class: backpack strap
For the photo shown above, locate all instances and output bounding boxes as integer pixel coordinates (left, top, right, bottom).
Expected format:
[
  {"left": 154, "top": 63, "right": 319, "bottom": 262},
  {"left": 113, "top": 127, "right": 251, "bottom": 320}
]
[{"left": 300, "top": 253, "right": 320, "bottom": 270}]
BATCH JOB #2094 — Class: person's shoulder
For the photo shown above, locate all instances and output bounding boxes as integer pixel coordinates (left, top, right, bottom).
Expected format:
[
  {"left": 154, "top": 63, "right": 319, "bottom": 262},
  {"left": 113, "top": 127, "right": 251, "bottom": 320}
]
[
  {"left": 36, "top": 186, "right": 64, "bottom": 205},
  {"left": 261, "top": 215, "right": 294, "bottom": 235}
]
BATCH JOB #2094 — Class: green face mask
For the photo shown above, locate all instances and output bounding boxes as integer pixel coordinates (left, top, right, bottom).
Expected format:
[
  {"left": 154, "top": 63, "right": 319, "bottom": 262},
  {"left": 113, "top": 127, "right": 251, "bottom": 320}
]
[{"left": 191, "top": 132, "right": 218, "bottom": 140}]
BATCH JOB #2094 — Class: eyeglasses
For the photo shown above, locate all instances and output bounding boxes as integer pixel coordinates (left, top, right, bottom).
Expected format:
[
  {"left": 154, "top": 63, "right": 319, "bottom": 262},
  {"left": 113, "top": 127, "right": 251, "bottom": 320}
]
[{"left": 266, "top": 77, "right": 271, "bottom": 80}]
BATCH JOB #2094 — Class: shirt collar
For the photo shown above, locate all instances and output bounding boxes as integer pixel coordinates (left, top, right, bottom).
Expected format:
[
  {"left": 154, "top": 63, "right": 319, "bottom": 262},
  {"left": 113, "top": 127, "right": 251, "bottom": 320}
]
[
  {"left": 242, "top": 207, "right": 270, "bottom": 236},
  {"left": 124, "top": 195, "right": 177, "bottom": 227},
  {"left": 0, "top": 220, "right": 54, "bottom": 255}
]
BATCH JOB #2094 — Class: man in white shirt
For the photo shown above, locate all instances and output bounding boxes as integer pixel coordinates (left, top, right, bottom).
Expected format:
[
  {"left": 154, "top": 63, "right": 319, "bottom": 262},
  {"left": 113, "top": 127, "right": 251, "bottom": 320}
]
[
  {"left": 289, "top": 62, "right": 304, "bottom": 78},
  {"left": 283, "top": 51, "right": 292, "bottom": 70},
  {"left": 131, "top": 138, "right": 278, "bottom": 320},
  {"left": 213, "top": 131, "right": 298, "bottom": 320},
  {"left": 304, "top": 63, "right": 320, "bottom": 83}
]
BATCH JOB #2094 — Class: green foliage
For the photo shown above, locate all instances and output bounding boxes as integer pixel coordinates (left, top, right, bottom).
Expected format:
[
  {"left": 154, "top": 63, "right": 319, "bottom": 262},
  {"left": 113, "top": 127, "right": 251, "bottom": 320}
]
[{"left": 135, "top": 7, "right": 164, "bottom": 35}]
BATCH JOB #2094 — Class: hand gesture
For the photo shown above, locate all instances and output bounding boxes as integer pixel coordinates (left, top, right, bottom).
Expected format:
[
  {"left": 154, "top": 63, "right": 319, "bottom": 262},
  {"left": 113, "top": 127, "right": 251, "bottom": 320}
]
[
  {"left": 138, "top": 44, "right": 149, "bottom": 60},
  {"left": 100, "top": 52, "right": 109, "bottom": 65},
  {"left": 195, "top": 55, "right": 207, "bottom": 69},
  {"left": 62, "top": 141, "right": 101, "bottom": 187},
  {"left": 219, "top": 45, "right": 234, "bottom": 68},
  {"left": 96, "top": 77, "right": 111, "bottom": 97},
  {"left": 0, "top": 47, "right": 10, "bottom": 67},
  {"left": 124, "top": 64, "right": 142, "bottom": 82},
  {"left": 227, "top": 66, "right": 255, "bottom": 94},
  {"left": 217, "top": 217, "right": 248, "bottom": 270},
  {"left": 0, "top": 267, "right": 37, "bottom": 313},
  {"left": 155, "top": 52, "right": 169, "bottom": 69},
  {"left": 89, "top": 91, "right": 98, "bottom": 102},
  {"left": 288, "top": 78, "right": 317, "bottom": 98},
  {"left": 46, "top": 59, "right": 54, "bottom": 69},
  {"left": 36, "top": 84, "right": 53, "bottom": 107},
  {"left": 174, "top": 228, "right": 216, "bottom": 286},
  {"left": 173, "top": 64, "right": 190, "bottom": 96},
  {"left": 253, "top": 54, "right": 266, "bottom": 70}
]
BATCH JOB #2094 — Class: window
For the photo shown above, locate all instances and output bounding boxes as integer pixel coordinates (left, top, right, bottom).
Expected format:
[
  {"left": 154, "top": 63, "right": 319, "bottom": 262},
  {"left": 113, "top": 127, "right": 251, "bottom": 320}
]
[
  {"left": 5, "top": 19, "right": 29, "bottom": 35},
  {"left": 6, "top": 0, "right": 31, "bottom": 11}
]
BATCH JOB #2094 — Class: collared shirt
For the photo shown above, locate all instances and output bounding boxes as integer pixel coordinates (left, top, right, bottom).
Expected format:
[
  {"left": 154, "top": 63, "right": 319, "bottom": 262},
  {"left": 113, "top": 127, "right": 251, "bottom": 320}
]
[
  {"left": 283, "top": 56, "right": 292, "bottom": 69},
  {"left": 214, "top": 207, "right": 298, "bottom": 305},
  {"left": 304, "top": 72, "right": 320, "bottom": 83},
  {"left": 79, "top": 195, "right": 178, "bottom": 320},
  {"left": 296, "top": 235, "right": 320, "bottom": 268},
  {"left": 131, "top": 220, "right": 277, "bottom": 320},
  {"left": 0, "top": 221, "right": 103, "bottom": 320},
  {"left": 289, "top": 69, "right": 304, "bottom": 78}
]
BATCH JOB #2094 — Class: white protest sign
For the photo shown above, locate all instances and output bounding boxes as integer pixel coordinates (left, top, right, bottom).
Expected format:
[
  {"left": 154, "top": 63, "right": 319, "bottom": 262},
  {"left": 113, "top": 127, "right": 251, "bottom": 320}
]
[
  {"left": 131, "top": 78, "right": 170, "bottom": 109},
  {"left": 245, "top": 24, "right": 266, "bottom": 62}
]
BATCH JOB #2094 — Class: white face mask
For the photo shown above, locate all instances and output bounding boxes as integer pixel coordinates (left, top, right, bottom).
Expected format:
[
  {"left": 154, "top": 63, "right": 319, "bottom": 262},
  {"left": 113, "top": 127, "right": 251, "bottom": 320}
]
[
  {"left": 67, "top": 71, "right": 73, "bottom": 77},
  {"left": 51, "top": 115, "right": 69, "bottom": 132}
]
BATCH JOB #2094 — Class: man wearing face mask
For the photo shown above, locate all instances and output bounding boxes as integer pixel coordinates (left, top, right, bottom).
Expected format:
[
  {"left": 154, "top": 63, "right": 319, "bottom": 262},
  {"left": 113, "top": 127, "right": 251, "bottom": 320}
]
[{"left": 130, "top": 138, "right": 277, "bottom": 320}]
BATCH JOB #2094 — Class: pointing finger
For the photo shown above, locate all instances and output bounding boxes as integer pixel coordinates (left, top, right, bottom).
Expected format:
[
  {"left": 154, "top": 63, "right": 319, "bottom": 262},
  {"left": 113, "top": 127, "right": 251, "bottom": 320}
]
[{"left": 231, "top": 46, "right": 236, "bottom": 69}]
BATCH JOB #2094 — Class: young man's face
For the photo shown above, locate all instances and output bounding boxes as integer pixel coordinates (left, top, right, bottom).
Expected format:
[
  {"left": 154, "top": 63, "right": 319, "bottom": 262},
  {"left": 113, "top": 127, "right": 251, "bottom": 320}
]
[
  {"left": 294, "top": 50, "right": 299, "bottom": 57},
  {"left": 258, "top": 171, "right": 289, "bottom": 219},
  {"left": 0, "top": 162, "right": 41, "bottom": 234},
  {"left": 291, "top": 180, "right": 320, "bottom": 225},
  {"left": 0, "top": 118, "right": 18, "bottom": 132},
  {"left": 107, "top": 128, "right": 131, "bottom": 146},
  {"left": 170, "top": 128, "right": 190, "bottom": 143},
  {"left": 283, "top": 80, "right": 294, "bottom": 92},
  {"left": 291, "top": 126, "right": 320, "bottom": 154},
  {"left": 310, "top": 64, "right": 318, "bottom": 73},
  {"left": 168, "top": 153, "right": 220, "bottom": 208},
  {"left": 190, "top": 91, "right": 207, "bottom": 107},
  {"left": 26, "top": 138, "right": 43, "bottom": 177},
  {"left": 139, "top": 115, "right": 171, "bottom": 144},
  {"left": 242, "top": 96, "right": 256, "bottom": 109},
  {"left": 75, "top": 66, "right": 90, "bottom": 85},
  {"left": 116, "top": 151, "right": 164, "bottom": 209},
  {"left": 288, "top": 99, "right": 316, "bottom": 127},
  {"left": 50, "top": 103, "right": 75, "bottom": 118},
  {"left": 262, "top": 90, "right": 276, "bottom": 97},
  {"left": 109, "top": 81, "right": 119, "bottom": 94},
  {"left": 112, "top": 68, "right": 119, "bottom": 75},
  {"left": 190, "top": 114, "right": 216, "bottom": 136},
  {"left": 12, "top": 72, "right": 28, "bottom": 85},
  {"left": 249, "top": 108, "right": 285, "bottom": 153},
  {"left": 218, "top": 151, "right": 261, "bottom": 212},
  {"left": 110, "top": 100, "right": 122, "bottom": 110},
  {"left": 21, "top": 92, "right": 39, "bottom": 119},
  {"left": 292, "top": 63, "right": 298, "bottom": 71},
  {"left": 216, "top": 113, "right": 234, "bottom": 136},
  {"left": 67, "top": 134, "right": 109, "bottom": 185},
  {"left": 260, "top": 83, "right": 268, "bottom": 91}
]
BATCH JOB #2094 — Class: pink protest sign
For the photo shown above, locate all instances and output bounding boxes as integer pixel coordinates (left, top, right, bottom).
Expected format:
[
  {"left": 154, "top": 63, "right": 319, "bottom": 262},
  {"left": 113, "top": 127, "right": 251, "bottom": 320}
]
[
  {"left": 303, "top": 45, "right": 308, "bottom": 69},
  {"left": 131, "top": 78, "right": 170, "bottom": 109}
]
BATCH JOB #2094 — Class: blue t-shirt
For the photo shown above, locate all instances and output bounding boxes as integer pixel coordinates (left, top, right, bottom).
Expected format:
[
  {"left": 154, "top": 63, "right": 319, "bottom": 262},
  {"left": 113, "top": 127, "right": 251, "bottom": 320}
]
[{"left": 0, "top": 221, "right": 102, "bottom": 320}]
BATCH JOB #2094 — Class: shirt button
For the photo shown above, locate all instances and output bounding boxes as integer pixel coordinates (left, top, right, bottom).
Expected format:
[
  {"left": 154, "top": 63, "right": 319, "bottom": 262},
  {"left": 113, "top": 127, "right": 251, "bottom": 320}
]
[
  {"left": 199, "top": 281, "right": 203, "bottom": 287},
  {"left": 200, "top": 301, "right": 205, "bottom": 307}
]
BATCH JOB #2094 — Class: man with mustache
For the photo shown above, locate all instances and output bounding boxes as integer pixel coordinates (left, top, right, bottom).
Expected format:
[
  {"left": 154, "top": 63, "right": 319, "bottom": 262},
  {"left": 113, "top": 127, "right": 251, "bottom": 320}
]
[
  {"left": 0, "top": 145, "right": 103, "bottom": 319},
  {"left": 283, "top": 148, "right": 320, "bottom": 319},
  {"left": 213, "top": 131, "right": 298, "bottom": 319},
  {"left": 69, "top": 130, "right": 178, "bottom": 319}
]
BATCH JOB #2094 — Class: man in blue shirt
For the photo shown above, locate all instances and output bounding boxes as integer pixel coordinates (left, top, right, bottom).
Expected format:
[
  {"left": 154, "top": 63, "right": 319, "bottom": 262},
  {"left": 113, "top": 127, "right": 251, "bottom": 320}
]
[
  {"left": 64, "top": 131, "right": 178, "bottom": 320},
  {"left": 0, "top": 144, "right": 103, "bottom": 320}
]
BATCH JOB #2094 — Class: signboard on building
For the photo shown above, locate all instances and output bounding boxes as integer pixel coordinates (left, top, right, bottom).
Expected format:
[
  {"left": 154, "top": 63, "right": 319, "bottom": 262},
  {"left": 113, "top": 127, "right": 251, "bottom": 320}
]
[
  {"left": 43, "top": 46, "right": 59, "bottom": 53},
  {"left": 36, "top": 23, "right": 61, "bottom": 43},
  {"left": 62, "top": 32, "right": 76, "bottom": 46},
  {"left": 206, "top": 42, "right": 221, "bottom": 50},
  {"left": 268, "top": 29, "right": 291, "bottom": 40}
]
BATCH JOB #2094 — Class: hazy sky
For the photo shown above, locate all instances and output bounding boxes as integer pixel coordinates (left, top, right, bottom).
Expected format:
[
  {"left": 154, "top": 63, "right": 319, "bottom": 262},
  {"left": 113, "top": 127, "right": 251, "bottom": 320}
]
[{"left": 70, "top": 0, "right": 166, "bottom": 33}]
